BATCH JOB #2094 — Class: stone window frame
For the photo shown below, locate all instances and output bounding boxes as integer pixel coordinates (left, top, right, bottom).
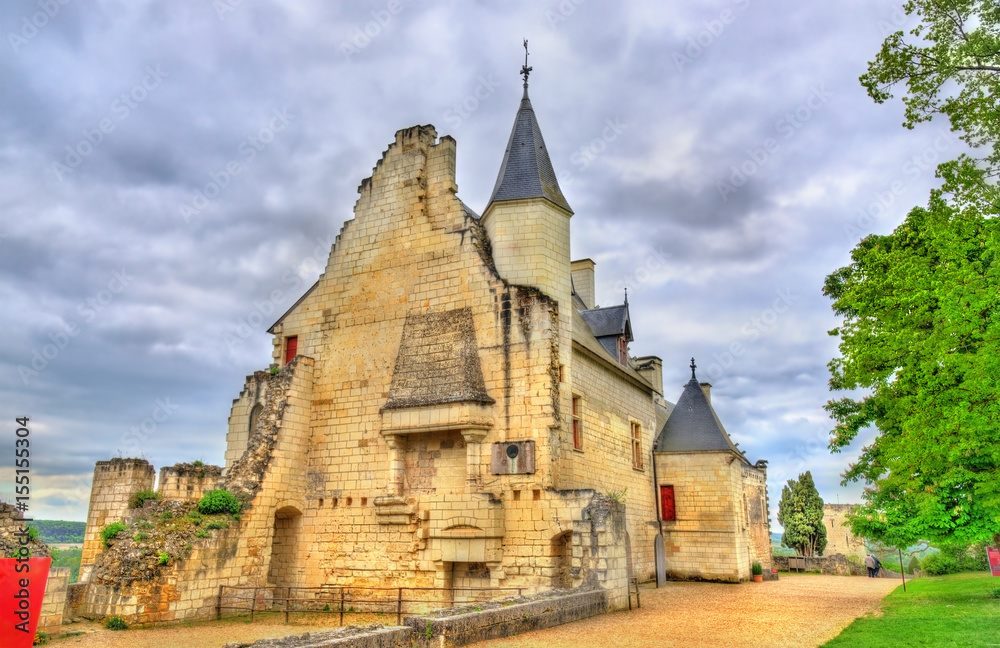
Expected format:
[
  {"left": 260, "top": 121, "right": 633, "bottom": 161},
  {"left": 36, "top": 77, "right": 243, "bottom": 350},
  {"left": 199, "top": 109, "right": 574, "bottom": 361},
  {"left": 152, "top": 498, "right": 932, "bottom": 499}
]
[
  {"left": 571, "top": 395, "right": 583, "bottom": 451},
  {"left": 630, "top": 420, "right": 643, "bottom": 470}
]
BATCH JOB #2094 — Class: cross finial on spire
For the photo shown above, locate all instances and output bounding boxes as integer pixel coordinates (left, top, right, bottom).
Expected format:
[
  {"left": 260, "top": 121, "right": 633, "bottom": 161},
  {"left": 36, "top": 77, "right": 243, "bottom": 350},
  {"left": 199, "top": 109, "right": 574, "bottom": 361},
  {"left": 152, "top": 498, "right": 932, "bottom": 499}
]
[
  {"left": 690, "top": 357, "right": 697, "bottom": 380},
  {"left": 521, "top": 39, "right": 532, "bottom": 94}
]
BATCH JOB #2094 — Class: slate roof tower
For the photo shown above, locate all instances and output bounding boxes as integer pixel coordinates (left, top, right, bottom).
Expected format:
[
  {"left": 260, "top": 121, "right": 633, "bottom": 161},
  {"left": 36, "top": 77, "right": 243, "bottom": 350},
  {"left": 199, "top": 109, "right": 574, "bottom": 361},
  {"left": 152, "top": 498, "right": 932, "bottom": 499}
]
[{"left": 481, "top": 42, "right": 576, "bottom": 397}]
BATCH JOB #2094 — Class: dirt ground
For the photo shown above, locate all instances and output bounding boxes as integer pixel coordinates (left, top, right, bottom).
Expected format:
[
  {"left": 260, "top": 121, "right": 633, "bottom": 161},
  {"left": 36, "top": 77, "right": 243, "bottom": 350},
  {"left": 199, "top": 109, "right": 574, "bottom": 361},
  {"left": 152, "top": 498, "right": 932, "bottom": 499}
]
[{"left": 48, "top": 574, "right": 900, "bottom": 648}]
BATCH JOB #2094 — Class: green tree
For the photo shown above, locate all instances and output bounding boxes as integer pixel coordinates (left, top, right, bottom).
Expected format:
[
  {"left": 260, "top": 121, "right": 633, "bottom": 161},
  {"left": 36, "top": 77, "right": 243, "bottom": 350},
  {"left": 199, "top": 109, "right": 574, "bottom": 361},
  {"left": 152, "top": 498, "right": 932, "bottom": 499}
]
[
  {"left": 860, "top": 0, "right": 1000, "bottom": 176},
  {"left": 828, "top": 0, "right": 1000, "bottom": 549},
  {"left": 778, "top": 472, "right": 828, "bottom": 556},
  {"left": 825, "top": 162, "right": 1000, "bottom": 548}
]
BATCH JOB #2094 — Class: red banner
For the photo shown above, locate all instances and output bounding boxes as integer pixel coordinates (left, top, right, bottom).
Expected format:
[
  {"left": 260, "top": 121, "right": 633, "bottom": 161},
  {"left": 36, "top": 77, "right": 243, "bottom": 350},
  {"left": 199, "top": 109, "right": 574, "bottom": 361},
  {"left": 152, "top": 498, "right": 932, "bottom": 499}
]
[
  {"left": 988, "top": 546, "right": 1000, "bottom": 577},
  {"left": 0, "top": 557, "right": 51, "bottom": 648}
]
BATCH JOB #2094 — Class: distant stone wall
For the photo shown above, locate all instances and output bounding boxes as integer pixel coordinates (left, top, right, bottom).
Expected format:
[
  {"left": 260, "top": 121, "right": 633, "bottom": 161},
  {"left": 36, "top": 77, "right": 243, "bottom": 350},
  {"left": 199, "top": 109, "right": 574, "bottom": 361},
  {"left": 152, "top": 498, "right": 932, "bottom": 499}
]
[
  {"left": 823, "top": 504, "right": 866, "bottom": 559},
  {"left": 79, "top": 458, "right": 155, "bottom": 582},
  {"left": 770, "top": 552, "right": 902, "bottom": 578},
  {"left": 158, "top": 463, "right": 222, "bottom": 502}
]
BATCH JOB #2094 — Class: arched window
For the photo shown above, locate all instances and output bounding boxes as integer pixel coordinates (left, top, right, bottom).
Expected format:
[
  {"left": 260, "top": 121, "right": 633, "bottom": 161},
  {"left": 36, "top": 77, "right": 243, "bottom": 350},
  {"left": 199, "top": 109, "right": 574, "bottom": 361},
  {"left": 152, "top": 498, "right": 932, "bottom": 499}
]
[{"left": 249, "top": 403, "right": 263, "bottom": 434}]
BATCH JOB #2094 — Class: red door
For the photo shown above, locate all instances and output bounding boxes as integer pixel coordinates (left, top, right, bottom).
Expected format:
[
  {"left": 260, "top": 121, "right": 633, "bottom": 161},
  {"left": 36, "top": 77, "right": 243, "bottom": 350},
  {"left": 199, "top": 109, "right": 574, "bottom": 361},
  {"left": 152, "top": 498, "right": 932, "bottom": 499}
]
[
  {"left": 284, "top": 336, "right": 297, "bottom": 364},
  {"left": 660, "top": 485, "right": 676, "bottom": 522}
]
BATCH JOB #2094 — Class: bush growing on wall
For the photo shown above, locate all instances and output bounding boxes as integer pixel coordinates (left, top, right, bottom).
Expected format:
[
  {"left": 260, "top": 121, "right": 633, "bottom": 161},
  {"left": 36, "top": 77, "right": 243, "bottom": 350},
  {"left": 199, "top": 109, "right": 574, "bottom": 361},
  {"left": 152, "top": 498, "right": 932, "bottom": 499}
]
[
  {"left": 128, "top": 489, "right": 162, "bottom": 509},
  {"left": 197, "top": 489, "right": 241, "bottom": 515},
  {"left": 100, "top": 522, "right": 127, "bottom": 547}
]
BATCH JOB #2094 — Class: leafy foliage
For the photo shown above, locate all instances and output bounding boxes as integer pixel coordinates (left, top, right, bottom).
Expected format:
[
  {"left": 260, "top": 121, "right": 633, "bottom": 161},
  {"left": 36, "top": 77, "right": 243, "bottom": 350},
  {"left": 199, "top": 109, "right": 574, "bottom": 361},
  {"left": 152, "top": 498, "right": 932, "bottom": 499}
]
[
  {"left": 104, "top": 615, "right": 129, "bottom": 631},
  {"left": 921, "top": 552, "right": 961, "bottom": 575},
  {"left": 100, "top": 522, "right": 127, "bottom": 547},
  {"left": 825, "top": 161, "right": 1000, "bottom": 547},
  {"left": 860, "top": 0, "right": 1000, "bottom": 176},
  {"left": 907, "top": 555, "right": 921, "bottom": 574},
  {"left": 128, "top": 489, "right": 162, "bottom": 510},
  {"left": 50, "top": 547, "right": 82, "bottom": 583},
  {"left": 778, "top": 472, "right": 827, "bottom": 556},
  {"left": 197, "top": 489, "right": 242, "bottom": 515}
]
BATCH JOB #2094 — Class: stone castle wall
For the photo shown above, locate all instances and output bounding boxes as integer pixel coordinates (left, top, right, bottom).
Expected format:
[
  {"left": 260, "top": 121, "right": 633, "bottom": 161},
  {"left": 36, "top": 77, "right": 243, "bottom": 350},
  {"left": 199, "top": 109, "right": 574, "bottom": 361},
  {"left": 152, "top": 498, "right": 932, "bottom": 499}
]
[{"left": 79, "top": 458, "right": 155, "bottom": 582}]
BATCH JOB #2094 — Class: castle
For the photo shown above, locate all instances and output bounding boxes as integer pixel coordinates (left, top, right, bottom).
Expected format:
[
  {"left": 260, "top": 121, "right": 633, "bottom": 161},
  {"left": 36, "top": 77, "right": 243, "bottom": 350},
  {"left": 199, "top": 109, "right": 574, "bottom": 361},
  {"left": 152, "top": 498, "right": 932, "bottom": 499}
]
[{"left": 73, "top": 69, "right": 771, "bottom": 623}]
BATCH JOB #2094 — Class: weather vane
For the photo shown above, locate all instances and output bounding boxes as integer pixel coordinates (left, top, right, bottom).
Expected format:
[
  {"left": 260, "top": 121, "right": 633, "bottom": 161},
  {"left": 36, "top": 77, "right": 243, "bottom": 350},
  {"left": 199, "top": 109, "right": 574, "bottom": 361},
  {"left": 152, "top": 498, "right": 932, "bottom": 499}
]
[{"left": 521, "top": 39, "right": 532, "bottom": 89}]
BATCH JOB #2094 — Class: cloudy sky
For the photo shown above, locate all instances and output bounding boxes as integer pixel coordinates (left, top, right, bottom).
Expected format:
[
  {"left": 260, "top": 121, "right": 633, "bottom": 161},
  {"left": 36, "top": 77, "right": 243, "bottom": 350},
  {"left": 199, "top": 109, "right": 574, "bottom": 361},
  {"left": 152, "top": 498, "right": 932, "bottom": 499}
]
[{"left": 0, "top": 0, "right": 963, "bottom": 526}]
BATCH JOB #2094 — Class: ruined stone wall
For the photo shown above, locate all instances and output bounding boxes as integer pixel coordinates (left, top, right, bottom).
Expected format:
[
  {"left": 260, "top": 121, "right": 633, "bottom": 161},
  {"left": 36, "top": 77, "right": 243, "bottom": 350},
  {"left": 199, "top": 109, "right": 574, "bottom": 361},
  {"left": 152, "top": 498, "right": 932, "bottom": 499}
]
[
  {"left": 79, "top": 458, "right": 155, "bottom": 582},
  {"left": 823, "top": 504, "right": 866, "bottom": 559},
  {"left": 79, "top": 525, "right": 243, "bottom": 624},
  {"left": 654, "top": 452, "right": 749, "bottom": 582},
  {"left": 157, "top": 463, "right": 222, "bottom": 502},
  {"left": 561, "top": 347, "right": 658, "bottom": 581},
  {"left": 39, "top": 566, "right": 69, "bottom": 634}
]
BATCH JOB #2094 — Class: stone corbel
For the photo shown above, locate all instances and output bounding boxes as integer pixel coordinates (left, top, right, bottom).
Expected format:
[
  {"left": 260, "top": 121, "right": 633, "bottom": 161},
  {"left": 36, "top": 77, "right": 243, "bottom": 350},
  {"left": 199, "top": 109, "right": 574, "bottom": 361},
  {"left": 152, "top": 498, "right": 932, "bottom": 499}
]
[{"left": 461, "top": 429, "right": 488, "bottom": 487}]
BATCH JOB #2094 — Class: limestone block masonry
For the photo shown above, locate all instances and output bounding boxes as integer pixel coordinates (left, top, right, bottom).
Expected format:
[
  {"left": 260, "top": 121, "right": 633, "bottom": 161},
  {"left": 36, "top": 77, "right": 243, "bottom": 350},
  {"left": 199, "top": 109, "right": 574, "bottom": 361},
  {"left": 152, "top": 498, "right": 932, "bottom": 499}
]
[{"left": 73, "top": 84, "right": 774, "bottom": 624}]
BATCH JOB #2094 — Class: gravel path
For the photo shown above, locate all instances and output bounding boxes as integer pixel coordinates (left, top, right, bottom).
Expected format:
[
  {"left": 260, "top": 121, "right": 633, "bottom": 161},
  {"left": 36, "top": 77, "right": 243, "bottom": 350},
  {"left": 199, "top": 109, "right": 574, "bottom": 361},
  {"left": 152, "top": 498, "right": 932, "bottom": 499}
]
[
  {"left": 50, "top": 575, "right": 899, "bottom": 648},
  {"left": 475, "top": 575, "right": 900, "bottom": 648}
]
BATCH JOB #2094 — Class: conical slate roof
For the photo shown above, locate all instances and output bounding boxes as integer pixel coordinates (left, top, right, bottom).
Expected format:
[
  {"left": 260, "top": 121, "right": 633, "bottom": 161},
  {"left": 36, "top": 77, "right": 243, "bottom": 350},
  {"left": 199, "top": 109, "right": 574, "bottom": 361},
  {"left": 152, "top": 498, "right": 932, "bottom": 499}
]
[
  {"left": 654, "top": 361, "right": 745, "bottom": 460},
  {"left": 486, "top": 87, "right": 572, "bottom": 214}
]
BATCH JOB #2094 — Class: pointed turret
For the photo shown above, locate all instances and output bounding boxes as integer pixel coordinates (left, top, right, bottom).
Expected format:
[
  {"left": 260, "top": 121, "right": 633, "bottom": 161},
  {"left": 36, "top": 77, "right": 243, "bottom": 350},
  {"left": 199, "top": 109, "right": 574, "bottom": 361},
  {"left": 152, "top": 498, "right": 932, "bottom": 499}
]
[
  {"left": 653, "top": 359, "right": 747, "bottom": 461},
  {"left": 485, "top": 82, "right": 572, "bottom": 214},
  {"left": 482, "top": 43, "right": 573, "bottom": 297}
]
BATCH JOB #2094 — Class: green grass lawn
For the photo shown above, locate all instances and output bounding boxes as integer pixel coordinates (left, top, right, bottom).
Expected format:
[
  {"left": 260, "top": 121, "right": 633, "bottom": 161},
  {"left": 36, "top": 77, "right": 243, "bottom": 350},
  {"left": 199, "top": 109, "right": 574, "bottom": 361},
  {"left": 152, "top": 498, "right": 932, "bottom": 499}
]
[{"left": 821, "top": 573, "right": 1000, "bottom": 648}]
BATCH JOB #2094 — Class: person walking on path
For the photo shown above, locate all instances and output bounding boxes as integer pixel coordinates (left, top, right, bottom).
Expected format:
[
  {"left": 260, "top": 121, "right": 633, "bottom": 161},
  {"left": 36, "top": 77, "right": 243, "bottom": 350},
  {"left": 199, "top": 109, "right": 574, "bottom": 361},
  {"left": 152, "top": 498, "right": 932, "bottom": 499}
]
[
  {"left": 873, "top": 555, "right": 882, "bottom": 578},
  {"left": 864, "top": 553, "right": 876, "bottom": 577}
]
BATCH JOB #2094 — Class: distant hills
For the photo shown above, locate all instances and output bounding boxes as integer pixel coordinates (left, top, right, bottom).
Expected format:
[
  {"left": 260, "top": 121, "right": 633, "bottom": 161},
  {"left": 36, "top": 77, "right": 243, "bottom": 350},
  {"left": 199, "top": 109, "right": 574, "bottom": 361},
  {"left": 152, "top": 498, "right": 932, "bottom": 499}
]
[{"left": 30, "top": 520, "right": 86, "bottom": 544}]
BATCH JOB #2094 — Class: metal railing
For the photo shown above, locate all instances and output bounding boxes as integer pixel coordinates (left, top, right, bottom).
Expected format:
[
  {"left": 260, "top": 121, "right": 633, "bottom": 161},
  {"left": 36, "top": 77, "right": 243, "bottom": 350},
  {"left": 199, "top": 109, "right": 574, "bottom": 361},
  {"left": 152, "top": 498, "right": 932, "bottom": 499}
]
[{"left": 217, "top": 584, "right": 526, "bottom": 626}]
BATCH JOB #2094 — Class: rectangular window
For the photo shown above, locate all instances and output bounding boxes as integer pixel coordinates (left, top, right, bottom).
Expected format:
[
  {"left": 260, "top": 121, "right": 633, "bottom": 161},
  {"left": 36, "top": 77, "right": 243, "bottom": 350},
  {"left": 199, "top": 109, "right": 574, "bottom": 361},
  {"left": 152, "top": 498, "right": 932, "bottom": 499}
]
[
  {"left": 284, "top": 335, "right": 298, "bottom": 364},
  {"left": 660, "top": 485, "right": 676, "bottom": 522},
  {"left": 572, "top": 396, "right": 583, "bottom": 450},
  {"left": 618, "top": 337, "right": 628, "bottom": 366},
  {"left": 631, "top": 421, "right": 643, "bottom": 469}
]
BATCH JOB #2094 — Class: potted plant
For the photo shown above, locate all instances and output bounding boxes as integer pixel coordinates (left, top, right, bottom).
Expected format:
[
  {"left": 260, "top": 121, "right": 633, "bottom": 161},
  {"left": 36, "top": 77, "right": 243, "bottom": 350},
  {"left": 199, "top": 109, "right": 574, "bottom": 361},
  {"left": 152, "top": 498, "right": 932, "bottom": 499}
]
[{"left": 751, "top": 561, "right": 764, "bottom": 582}]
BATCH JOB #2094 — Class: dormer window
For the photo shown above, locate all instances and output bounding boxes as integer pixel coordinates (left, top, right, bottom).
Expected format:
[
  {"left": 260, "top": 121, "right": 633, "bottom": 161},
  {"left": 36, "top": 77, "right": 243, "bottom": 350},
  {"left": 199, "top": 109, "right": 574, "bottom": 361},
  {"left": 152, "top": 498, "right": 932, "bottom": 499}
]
[{"left": 618, "top": 337, "right": 628, "bottom": 366}]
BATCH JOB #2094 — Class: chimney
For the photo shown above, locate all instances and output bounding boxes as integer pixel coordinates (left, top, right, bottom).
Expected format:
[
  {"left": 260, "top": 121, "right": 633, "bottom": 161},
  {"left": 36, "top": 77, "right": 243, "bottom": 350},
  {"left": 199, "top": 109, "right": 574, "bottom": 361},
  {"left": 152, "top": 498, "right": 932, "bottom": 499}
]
[
  {"left": 699, "top": 382, "right": 712, "bottom": 404},
  {"left": 571, "top": 258, "right": 596, "bottom": 309},
  {"left": 634, "top": 355, "right": 663, "bottom": 395}
]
